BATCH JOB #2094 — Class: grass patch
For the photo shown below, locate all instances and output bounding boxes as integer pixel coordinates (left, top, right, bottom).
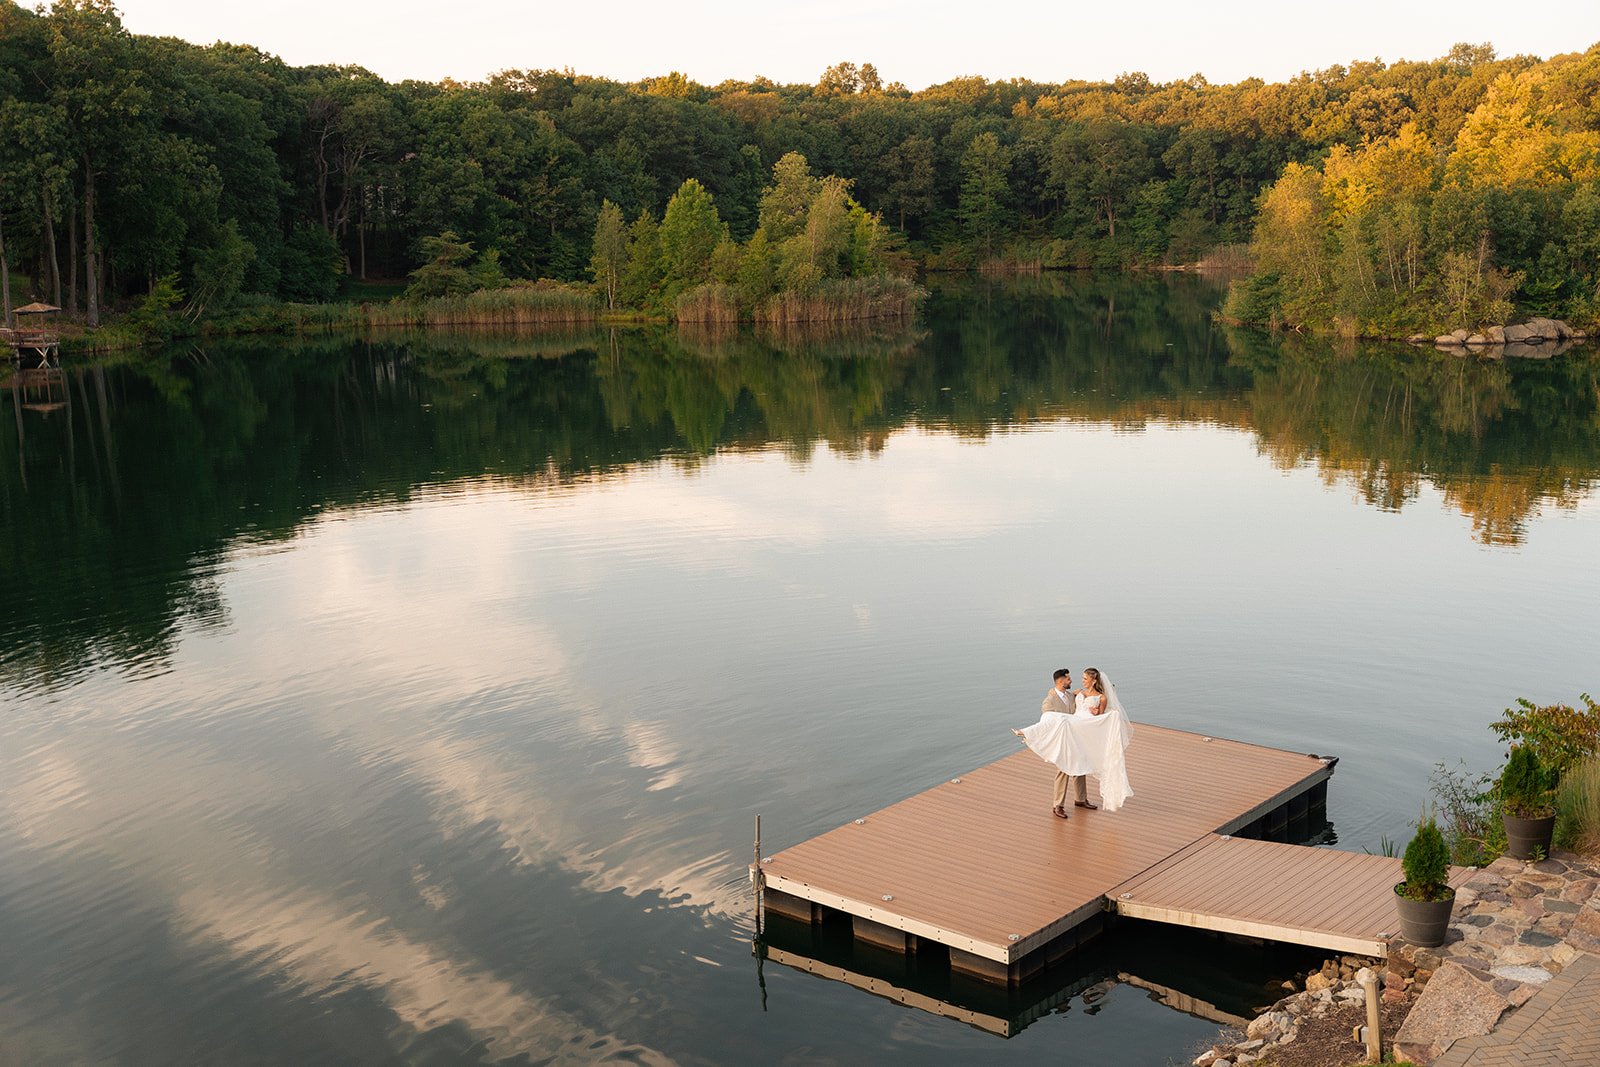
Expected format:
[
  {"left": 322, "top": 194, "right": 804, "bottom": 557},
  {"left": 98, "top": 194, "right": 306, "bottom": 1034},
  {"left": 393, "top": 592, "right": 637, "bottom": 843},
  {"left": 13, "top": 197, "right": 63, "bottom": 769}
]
[
  {"left": 1555, "top": 757, "right": 1600, "bottom": 856},
  {"left": 755, "top": 276, "right": 925, "bottom": 324},
  {"left": 675, "top": 284, "right": 741, "bottom": 325}
]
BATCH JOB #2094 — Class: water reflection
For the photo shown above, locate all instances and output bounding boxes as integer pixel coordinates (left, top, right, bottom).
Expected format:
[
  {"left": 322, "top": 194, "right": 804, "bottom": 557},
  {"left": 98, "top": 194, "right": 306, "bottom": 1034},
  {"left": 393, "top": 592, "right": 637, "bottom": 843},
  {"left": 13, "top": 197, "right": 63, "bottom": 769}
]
[
  {"left": 4, "top": 276, "right": 1597, "bottom": 694},
  {"left": 1, "top": 274, "right": 1596, "bottom": 1064}
]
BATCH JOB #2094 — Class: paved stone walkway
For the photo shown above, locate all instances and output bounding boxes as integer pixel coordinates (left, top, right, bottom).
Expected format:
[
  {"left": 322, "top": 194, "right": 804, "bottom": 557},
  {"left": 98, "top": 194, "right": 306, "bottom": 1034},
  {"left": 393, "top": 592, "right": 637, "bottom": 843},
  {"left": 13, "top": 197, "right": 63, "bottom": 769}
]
[
  {"left": 1393, "top": 852, "right": 1600, "bottom": 1064},
  {"left": 1433, "top": 951, "right": 1600, "bottom": 1066}
]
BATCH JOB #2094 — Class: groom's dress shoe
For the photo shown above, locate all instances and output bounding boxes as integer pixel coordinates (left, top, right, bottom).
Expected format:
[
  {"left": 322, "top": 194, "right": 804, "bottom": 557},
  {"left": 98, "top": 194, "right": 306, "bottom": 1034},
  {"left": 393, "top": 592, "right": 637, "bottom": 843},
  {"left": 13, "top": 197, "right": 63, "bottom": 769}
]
[{"left": 1074, "top": 800, "right": 1098, "bottom": 810}]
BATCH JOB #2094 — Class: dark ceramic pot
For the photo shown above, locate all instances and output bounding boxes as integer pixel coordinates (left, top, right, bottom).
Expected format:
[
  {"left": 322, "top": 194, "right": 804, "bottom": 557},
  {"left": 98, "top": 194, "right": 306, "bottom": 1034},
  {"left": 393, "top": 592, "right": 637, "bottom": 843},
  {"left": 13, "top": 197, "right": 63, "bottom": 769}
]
[
  {"left": 1392, "top": 883, "right": 1455, "bottom": 947},
  {"left": 1502, "top": 812, "right": 1556, "bottom": 861}
]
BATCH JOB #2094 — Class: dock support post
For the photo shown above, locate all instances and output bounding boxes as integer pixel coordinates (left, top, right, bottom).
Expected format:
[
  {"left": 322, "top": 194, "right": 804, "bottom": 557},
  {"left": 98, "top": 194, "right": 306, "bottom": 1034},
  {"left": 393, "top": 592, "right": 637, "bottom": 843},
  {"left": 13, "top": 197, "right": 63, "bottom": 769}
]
[
  {"left": 1357, "top": 966, "right": 1381, "bottom": 1062},
  {"left": 949, "top": 947, "right": 1012, "bottom": 985},
  {"left": 762, "top": 888, "right": 820, "bottom": 924},
  {"left": 753, "top": 814, "right": 764, "bottom": 937},
  {"left": 1308, "top": 778, "right": 1329, "bottom": 814},
  {"left": 852, "top": 916, "right": 908, "bottom": 954},
  {"left": 1265, "top": 804, "right": 1289, "bottom": 842}
]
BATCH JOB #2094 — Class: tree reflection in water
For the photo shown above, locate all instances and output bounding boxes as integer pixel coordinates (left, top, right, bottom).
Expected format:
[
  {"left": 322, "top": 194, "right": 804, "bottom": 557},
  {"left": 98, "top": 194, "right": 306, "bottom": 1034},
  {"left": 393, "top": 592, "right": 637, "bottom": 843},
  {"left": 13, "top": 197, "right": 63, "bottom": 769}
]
[{"left": 3, "top": 273, "right": 1596, "bottom": 690}]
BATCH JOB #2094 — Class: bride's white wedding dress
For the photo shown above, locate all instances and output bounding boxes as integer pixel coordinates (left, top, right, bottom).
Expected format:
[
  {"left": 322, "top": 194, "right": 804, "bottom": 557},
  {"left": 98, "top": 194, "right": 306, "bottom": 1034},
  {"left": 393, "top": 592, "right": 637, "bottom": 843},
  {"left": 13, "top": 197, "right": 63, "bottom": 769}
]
[{"left": 1019, "top": 685, "right": 1134, "bottom": 811}]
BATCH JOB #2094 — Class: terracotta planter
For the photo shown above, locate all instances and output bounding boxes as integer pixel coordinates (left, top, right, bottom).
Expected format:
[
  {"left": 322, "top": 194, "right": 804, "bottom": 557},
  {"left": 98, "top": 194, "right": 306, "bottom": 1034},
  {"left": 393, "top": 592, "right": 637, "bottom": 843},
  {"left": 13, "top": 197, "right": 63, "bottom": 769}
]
[
  {"left": 1392, "top": 884, "right": 1454, "bottom": 947},
  {"left": 1502, "top": 812, "right": 1556, "bottom": 860}
]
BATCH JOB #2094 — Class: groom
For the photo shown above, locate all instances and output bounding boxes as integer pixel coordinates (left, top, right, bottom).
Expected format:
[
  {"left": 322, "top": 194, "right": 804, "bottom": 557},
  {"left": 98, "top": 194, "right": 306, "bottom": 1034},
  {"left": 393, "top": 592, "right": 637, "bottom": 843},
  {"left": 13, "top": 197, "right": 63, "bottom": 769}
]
[
  {"left": 1036, "top": 668, "right": 1100, "bottom": 819},
  {"left": 1043, "top": 668, "right": 1097, "bottom": 816}
]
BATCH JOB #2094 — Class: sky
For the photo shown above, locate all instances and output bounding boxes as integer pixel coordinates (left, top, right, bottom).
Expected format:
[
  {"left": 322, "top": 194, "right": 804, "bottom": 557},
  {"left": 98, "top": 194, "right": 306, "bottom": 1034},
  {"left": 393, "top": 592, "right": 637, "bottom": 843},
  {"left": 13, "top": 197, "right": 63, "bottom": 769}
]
[{"left": 108, "top": 0, "right": 1600, "bottom": 90}]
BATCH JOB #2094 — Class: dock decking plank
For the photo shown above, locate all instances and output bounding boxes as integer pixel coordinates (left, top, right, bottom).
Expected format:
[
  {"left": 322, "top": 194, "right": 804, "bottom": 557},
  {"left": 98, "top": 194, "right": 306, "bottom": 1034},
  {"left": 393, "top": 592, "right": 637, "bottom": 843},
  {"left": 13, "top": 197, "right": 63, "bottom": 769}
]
[{"left": 1110, "top": 835, "right": 1474, "bottom": 955}]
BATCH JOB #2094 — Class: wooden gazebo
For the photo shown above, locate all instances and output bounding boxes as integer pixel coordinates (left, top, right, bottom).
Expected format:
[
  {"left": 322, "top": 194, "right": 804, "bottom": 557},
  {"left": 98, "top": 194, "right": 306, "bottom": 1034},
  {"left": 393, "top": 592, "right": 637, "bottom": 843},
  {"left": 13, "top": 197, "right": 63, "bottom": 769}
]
[{"left": 3, "top": 302, "right": 62, "bottom": 367}]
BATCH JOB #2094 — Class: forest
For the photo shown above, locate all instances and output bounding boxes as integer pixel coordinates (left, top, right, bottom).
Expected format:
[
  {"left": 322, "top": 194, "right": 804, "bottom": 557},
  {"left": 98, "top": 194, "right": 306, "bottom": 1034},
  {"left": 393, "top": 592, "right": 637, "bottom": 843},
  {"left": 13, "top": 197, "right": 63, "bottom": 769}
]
[{"left": 1, "top": 0, "right": 1598, "bottom": 333}]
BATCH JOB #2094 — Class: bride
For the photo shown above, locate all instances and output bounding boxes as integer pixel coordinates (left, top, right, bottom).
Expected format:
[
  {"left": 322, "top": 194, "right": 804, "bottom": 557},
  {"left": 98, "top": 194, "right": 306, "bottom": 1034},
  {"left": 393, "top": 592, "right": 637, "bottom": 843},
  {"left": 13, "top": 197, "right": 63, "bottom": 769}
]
[{"left": 1012, "top": 667, "right": 1134, "bottom": 812}]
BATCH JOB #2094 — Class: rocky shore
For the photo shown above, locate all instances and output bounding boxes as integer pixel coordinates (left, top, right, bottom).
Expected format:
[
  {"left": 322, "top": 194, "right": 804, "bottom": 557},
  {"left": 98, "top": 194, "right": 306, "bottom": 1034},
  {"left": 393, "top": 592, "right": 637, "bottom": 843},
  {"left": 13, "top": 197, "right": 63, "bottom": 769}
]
[
  {"left": 1410, "top": 317, "right": 1590, "bottom": 359},
  {"left": 1191, "top": 850, "right": 1600, "bottom": 1067}
]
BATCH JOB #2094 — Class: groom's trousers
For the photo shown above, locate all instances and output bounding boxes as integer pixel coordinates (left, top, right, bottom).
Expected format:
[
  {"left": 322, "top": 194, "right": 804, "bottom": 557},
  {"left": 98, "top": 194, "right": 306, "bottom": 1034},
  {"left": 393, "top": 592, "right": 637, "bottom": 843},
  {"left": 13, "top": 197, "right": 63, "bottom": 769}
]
[{"left": 1053, "top": 771, "right": 1087, "bottom": 808}]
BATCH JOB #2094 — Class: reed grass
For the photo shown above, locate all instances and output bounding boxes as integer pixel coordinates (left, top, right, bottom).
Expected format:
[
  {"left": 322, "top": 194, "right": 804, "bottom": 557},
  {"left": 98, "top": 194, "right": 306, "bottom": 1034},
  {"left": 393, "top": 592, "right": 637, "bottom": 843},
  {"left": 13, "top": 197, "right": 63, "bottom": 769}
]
[
  {"left": 978, "top": 256, "right": 1043, "bottom": 275},
  {"left": 674, "top": 284, "right": 741, "bottom": 325},
  {"left": 369, "top": 284, "right": 597, "bottom": 327},
  {"left": 1555, "top": 757, "right": 1600, "bottom": 856},
  {"left": 1197, "top": 243, "right": 1254, "bottom": 277},
  {"left": 754, "top": 276, "right": 925, "bottom": 325}
]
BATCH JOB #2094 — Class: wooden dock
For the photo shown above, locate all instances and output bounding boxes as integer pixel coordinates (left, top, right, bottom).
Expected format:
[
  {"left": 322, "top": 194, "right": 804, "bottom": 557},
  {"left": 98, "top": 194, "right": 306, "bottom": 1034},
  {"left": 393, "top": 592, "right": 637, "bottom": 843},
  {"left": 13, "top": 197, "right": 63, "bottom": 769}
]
[
  {"left": 759, "top": 723, "right": 1400, "bottom": 984},
  {"left": 1111, "top": 833, "right": 1474, "bottom": 957}
]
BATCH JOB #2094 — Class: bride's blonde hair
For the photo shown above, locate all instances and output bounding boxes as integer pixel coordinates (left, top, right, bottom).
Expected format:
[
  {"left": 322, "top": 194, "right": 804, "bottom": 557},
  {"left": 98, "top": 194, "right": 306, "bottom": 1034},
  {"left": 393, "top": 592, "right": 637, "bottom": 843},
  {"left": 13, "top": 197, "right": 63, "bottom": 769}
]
[{"left": 1082, "top": 667, "right": 1104, "bottom": 695}]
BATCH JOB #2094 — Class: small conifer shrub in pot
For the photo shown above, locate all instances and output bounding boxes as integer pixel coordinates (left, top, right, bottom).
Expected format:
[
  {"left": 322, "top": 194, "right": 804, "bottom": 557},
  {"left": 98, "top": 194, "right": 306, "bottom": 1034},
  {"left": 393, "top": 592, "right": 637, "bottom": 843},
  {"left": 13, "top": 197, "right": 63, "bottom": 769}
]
[
  {"left": 1392, "top": 814, "right": 1454, "bottom": 947},
  {"left": 1500, "top": 745, "right": 1557, "bottom": 860}
]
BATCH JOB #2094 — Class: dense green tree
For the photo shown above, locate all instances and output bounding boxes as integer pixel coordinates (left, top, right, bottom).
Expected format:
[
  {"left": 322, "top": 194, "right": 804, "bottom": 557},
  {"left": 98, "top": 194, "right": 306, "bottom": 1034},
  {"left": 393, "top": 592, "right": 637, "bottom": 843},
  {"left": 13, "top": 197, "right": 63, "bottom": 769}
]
[
  {"left": 959, "top": 132, "right": 1011, "bottom": 259},
  {"left": 620, "top": 209, "right": 662, "bottom": 309},
  {"left": 0, "top": 6, "right": 1595, "bottom": 330},
  {"left": 589, "top": 200, "right": 628, "bottom": 309},
  {"left": 757, "top": 152, "right": 819, "bottom": 243}
]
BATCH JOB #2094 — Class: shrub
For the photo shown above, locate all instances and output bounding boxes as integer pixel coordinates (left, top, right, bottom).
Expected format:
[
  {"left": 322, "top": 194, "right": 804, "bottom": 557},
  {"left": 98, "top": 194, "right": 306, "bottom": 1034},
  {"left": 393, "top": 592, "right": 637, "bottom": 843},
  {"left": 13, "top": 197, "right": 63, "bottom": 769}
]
[
  {"left": 1431, "top": 760, "right": 1506, "bottom": 867},
  {"left": 1490, "top": 695, "right": 1600, "bottom": 778},
  {"left": 1554, "top": 758, "right": 1600, "bottom": 856},
  {"left": 1220, "top": 271, "right": 1283, "bottom": 327},
  {"left": 1399, "top": 815, "right": 1452, "bottom": 901},
  {"left": 123, "top": 274, "right": 186, "bottom": 341},
  {"left": 1500, "top": 745, "right": 1556, "bottom": 818}
]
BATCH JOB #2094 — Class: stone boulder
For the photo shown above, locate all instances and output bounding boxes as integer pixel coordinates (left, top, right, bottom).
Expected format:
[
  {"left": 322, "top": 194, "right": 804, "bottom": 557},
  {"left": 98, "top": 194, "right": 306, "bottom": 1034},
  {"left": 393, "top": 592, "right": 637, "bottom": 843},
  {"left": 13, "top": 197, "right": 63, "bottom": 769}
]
[{"left": 1393, "top": 961, "right": 1509, "bottom": 1065}]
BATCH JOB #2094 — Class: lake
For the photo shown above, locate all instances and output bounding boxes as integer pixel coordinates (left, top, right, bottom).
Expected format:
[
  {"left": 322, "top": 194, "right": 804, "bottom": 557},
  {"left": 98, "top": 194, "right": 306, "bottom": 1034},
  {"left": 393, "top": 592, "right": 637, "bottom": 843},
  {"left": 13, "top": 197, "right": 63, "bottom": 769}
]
[{"left": 2, "top": 274, "right": 1597, "bottom": 1065}]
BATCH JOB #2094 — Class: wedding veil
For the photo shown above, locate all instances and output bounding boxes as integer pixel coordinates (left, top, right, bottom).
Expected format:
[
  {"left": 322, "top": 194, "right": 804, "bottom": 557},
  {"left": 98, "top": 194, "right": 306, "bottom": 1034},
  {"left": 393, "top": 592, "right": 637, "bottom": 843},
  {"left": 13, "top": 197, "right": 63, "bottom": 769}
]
[
  {"left": 1101, "top": 672, "right": 1125, "bottom": 718},
  {"left": 1098, "top": 671, "right": 1133, "bottom": 750}
]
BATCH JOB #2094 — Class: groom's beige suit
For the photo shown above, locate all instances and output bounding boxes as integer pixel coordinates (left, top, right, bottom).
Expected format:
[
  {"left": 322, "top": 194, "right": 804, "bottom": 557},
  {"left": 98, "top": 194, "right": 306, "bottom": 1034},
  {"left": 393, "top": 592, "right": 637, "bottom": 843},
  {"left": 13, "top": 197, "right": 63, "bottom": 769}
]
[{"left": 1042, "top": 687, "right": 1088, "bottom": 808}]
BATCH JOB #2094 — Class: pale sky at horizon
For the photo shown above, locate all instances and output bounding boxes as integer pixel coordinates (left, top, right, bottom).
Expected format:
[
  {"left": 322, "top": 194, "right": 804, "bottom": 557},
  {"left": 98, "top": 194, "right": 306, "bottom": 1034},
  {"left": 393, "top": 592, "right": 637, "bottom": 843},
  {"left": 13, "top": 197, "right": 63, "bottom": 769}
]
[{"left": 107, "top": 0, "right": 1600, "bottom": 91}]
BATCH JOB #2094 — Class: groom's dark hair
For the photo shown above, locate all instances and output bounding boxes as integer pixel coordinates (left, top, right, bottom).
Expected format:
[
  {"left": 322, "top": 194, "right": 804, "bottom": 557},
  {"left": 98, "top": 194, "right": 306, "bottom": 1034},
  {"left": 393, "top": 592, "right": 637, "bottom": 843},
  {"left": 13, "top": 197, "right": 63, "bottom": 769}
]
[{"left": 1053, "top": 668, "right": 1071, "bottom": 682}]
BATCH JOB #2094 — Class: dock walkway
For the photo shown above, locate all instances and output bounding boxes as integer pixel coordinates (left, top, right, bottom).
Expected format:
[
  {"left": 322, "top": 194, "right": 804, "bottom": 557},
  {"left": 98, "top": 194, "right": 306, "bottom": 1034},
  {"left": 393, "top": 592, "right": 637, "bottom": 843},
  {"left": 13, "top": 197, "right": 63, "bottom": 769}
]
[
  {"left": 761, "top": 723, "right": 1469, "bottom": 984},
  {"left": 1112, "top": 832, "right": 1473, "bottom": 957}
]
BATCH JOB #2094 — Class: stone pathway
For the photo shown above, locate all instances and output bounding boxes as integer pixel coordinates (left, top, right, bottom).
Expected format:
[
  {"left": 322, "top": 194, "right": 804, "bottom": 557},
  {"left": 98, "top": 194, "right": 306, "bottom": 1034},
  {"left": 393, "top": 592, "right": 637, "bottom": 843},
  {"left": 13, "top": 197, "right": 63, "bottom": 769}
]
[
  {"left": 1392, "top": 852, "right": 1600, "bottom": 1065},
  {"left": 1432, "top": 952, "right": 1600, "bottom": 1066}
]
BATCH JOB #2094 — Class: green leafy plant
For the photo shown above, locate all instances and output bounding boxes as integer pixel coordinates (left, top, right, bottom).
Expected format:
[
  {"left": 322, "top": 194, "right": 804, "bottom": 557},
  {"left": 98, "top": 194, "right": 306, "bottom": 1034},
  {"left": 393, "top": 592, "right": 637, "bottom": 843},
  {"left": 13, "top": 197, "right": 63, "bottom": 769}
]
[
  {"left": 1430, "top": 760, "right": 1505, "bottom": 866},
  {"left": 1490, "top": 695, "right": 1600, "bottom": 778},
  {"left": 1500, "top": 745, "right": 1557, "bottom": 818},
  {"left": 1397, "top": 814, "right": 1453, "bottom": 902},
  {"left": 1363, "top": 834, "right": 1398, "bottom": 858}
]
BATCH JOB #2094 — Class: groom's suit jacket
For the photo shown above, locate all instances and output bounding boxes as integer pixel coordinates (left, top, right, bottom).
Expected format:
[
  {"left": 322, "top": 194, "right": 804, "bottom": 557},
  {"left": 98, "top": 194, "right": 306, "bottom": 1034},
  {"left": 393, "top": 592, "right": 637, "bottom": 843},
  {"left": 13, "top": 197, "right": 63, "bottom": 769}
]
[{"left": 1041, "top": 687, "right": 1077, "bottom": 716}]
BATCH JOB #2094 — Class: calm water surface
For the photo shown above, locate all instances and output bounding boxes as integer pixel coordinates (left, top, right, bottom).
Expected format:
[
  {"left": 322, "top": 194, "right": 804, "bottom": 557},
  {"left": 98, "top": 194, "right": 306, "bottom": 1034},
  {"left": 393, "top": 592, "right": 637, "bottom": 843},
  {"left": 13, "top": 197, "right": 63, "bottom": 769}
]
[{"left": 2, "top": 275, "right": 1598, "bottom": 1065}]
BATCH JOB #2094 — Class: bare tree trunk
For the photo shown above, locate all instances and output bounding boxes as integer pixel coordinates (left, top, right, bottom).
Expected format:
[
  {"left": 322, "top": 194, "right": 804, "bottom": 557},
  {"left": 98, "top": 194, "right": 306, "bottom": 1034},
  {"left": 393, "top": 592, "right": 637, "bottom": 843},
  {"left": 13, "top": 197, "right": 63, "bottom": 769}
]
[
  {"left": 358, "top": 188, "right": 367, "bottom": 280},
  {"left": 0, "top": 207, "right": 13, "bottom": 328},
  {"left": 67, "top": 206, "right": 79, "bottom": 314},
  {"left": 43, "top": 194, "right": 61, "bottom": 307},
  {"left": 84, "top": 153, "right": 99, "bottom": 328}
]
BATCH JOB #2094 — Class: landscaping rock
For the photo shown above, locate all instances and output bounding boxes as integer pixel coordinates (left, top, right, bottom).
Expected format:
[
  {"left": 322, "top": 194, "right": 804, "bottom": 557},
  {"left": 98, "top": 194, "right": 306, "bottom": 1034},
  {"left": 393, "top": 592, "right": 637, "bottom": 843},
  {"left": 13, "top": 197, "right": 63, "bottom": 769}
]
[
  {"left": 1490, "top": 964, "right": 1552, "bottom": 984},
  {"left": 1393, "top": 962, "right": 1508, "bottom": 1055}
]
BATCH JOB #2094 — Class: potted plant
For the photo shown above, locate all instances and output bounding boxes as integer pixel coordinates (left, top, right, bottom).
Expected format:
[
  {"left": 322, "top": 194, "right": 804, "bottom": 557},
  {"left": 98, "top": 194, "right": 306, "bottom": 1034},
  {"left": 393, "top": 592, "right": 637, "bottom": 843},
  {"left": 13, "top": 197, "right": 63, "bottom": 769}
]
[
  {"left": 1500, "top": 745, "right": 1557, "bottom": 860},
  {"left": 1393, "top": 815, "right": 1454, "bottom": 947}
]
